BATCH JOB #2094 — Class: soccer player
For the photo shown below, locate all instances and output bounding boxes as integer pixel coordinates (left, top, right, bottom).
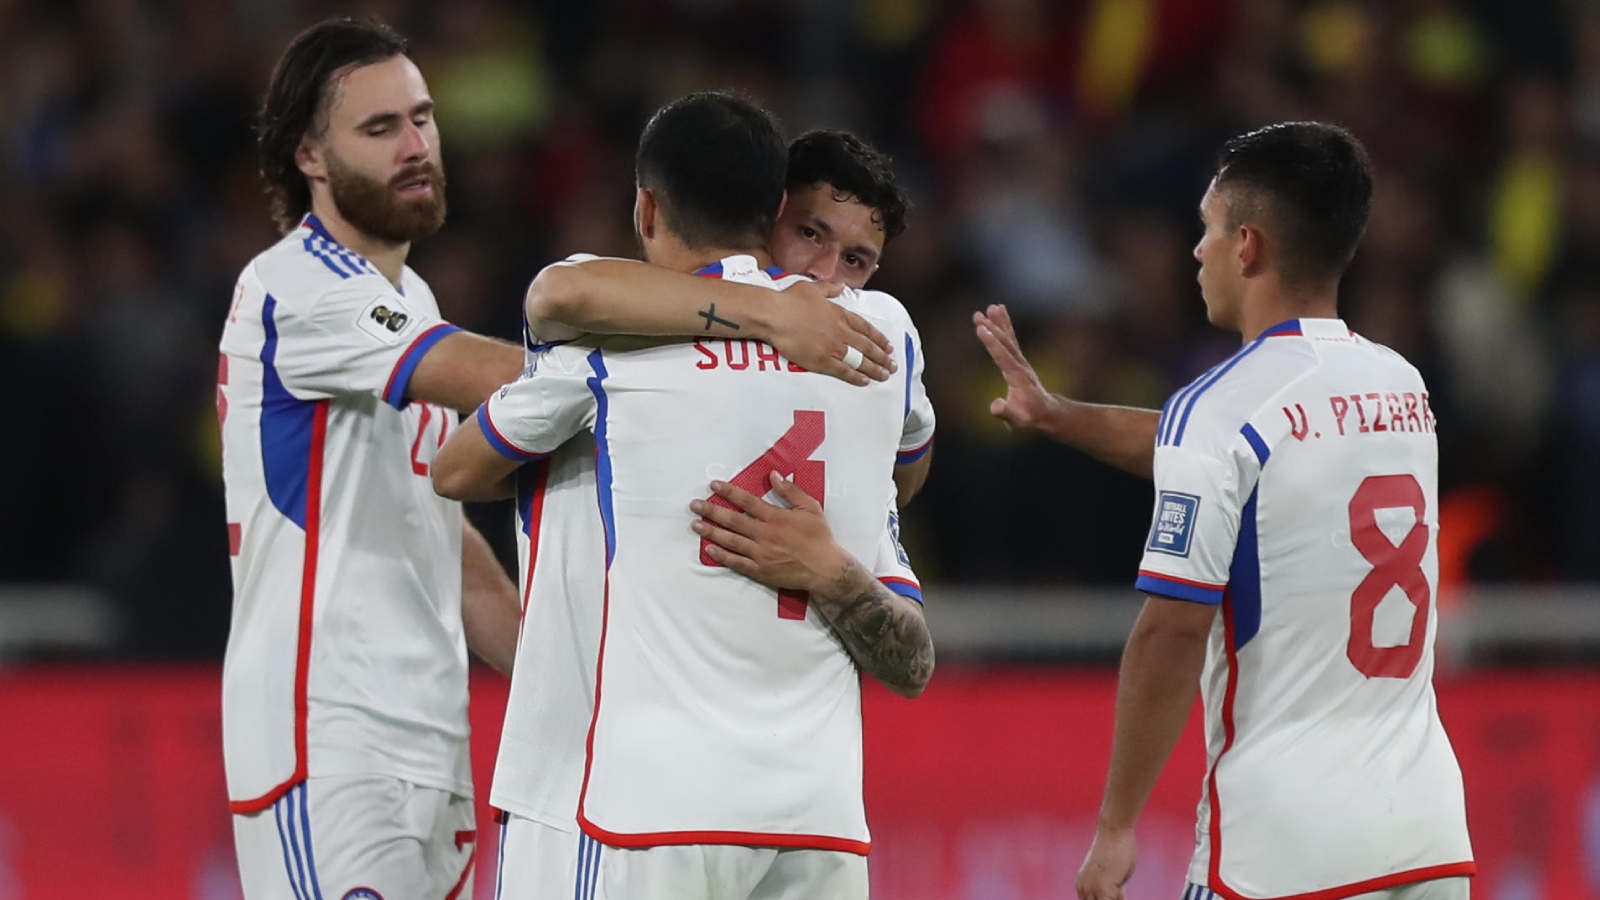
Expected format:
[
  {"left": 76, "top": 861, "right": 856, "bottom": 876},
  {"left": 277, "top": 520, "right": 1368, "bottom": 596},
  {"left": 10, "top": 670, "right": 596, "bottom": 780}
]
[
  {"left": 519, "top": 127, "right": 932, "bottom": 503},
  {"left": 1044, "top": 123, "right": 1473, "bottom": 899},
  {"left": 220, "top": 20, "right": 893, "bottom": 900},
  {"left": 431, "top": 91, "right": 934, "bottom": 899}
]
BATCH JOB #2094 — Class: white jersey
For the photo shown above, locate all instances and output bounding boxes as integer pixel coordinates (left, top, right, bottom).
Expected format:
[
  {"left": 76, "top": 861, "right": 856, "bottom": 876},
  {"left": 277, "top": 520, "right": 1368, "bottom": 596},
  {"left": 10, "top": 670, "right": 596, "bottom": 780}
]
[
  {"left": 486, "top": 255, "right": 933, "bottom": 855},
  {"left": 1135, "top": 318, "right": 1473, "bottom": 897},
  {"left": 218, "top": 214, "right": 472, "bottom": 813}
]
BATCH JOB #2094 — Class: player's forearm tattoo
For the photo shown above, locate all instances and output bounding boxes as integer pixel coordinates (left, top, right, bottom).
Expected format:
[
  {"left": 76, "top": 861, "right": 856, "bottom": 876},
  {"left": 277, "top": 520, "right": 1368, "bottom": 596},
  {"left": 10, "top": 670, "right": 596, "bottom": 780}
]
[
  {"left": 697, "top": 303, "right": 740, "bottom": 331},
  {"left": 812, "top": 563, "right": 934, "bottom": 697}
]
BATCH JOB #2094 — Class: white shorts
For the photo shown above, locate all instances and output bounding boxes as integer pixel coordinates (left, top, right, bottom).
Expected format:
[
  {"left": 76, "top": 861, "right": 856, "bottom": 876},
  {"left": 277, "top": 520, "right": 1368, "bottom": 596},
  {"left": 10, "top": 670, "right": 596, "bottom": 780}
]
[
  {"left": 1183, "top": 877, "right": 1470, "bottom": 900},
  {"left": 233, "top": 776, "right": 476, "bottom": 900},
  {"left": 496, "top": 814, "right": 868, "bottom": 900}
]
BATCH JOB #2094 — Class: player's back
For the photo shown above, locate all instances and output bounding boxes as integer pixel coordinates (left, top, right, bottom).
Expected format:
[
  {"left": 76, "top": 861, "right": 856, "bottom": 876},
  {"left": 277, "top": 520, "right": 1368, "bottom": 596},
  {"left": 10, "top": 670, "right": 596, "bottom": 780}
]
[
  {"left": 484, "top": 257, "right": 911, "bottom": 853},
  {"left": 217, "top": 216, "right": 471, "bottom": 813},
  {"left": 1139, "top": 318, "right": 1472, "bottom": 896},
  {"left": 580, "top": 291, "right": 906, "bottom": 853}
]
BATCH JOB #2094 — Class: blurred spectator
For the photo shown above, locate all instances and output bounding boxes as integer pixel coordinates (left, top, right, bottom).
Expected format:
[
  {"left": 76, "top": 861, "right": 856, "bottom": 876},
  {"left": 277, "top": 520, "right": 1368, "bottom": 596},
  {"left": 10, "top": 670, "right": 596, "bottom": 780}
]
[{"left": 2, "top": 0, "right": 1598, "bottom": 659}]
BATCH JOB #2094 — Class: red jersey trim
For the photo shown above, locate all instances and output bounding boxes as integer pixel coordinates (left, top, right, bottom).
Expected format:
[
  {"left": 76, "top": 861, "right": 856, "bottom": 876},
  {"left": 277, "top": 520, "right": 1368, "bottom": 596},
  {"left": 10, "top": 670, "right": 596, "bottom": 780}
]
[
  {"left": 517, "top": 461, "right": 552, "bottom": 635},
  {"left": 381, "top": 323, "right": 457, "bottom": 408},
  {"left": 1206, "top": 589, "right": 1475, "bottom": 899},
  {"left": 228, "top": 400, "right": 328, "bottom": 814},
  {"left": 1139, "top": 570, "right": 1226, "bottom": 590},
  {"left": 577, "top": 813, "right": 871, "bottom": 856},
  {"left": 1210, "top": 862, "right": 1476, "bottom": 900}
]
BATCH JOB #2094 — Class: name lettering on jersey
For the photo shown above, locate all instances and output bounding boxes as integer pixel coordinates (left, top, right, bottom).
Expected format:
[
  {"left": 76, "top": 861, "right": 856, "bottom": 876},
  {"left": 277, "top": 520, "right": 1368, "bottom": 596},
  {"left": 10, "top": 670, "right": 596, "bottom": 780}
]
[
  {"left": 1328, "top": 391, "right": 1436, "bottom": 436},
  {"left": 1273, "top": 392, "right": 1436, "bottom": 442},
  {"left": 693, "top": 339, "right": 810, "bottom": 373},
  {"left": 1147, "top": 491, "right": 1200, "bottom": 557},
  {"left": 355, "top": 297, "right": 419, "bottom": 343}
]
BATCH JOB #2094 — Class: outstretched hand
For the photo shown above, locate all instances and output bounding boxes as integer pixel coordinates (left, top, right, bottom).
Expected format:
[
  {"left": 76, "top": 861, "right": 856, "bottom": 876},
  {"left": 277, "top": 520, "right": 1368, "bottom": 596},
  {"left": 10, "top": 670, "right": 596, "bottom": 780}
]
[
  {"left": 690, "top": 472, "right": 850, "bottom": 595},
  {"left": 771, "top": 280, "right": 896, "bottom": 386},
  {"left": 973, "top": 303, "right": 1057, "bottom": 431}
]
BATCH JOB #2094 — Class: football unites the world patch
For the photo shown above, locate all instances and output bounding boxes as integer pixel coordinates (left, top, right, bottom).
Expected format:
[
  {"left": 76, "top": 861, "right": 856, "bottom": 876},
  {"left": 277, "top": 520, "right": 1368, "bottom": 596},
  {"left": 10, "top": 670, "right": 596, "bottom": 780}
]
[{"left": 1147, "top": 491, "right": 1201, "bottom": 557}]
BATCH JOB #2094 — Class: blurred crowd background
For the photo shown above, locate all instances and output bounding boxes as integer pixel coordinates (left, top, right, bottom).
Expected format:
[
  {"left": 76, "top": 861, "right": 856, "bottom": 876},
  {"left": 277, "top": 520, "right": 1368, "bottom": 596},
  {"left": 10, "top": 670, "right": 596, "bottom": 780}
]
[{"left": 2, "top": 0, "right": 1596, "bottom": 659}]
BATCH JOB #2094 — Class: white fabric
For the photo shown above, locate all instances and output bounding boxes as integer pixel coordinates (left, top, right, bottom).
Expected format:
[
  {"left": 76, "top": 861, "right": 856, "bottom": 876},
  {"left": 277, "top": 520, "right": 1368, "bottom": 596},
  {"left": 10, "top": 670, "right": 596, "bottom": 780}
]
[
  {"left": 486, "top": 255, "right": 927, "bottom": 854},
  {"left": 1139, "top": 319, "right": 1472, "bottom": 897},
  {"left": 219, "top": 216, "right": 471, "bottom": 810},
  {"left": 232, "top": 775, "right": 475, "bottom": 900}
]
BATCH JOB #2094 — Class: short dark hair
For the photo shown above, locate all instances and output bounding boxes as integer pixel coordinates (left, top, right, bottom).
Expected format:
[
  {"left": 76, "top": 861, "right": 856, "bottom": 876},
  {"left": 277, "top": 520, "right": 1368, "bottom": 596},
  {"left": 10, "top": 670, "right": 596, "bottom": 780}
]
[
  {"left": 635, "top": 91, "right": 787, "bottom": 251},
  {"left": 786, "top": 130, "right": 909, "bottom": 243},
  {"left": 256, "top": 17, "right": 409, "bottom": 233},
  {"left": 1214, "top": 122, "right": 1374, "bottom": 285}
]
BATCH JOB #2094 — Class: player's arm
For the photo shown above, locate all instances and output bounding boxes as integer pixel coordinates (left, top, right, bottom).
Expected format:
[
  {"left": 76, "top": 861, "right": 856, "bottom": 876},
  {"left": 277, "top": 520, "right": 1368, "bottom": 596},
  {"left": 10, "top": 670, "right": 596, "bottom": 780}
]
[
  {"left": 406, "top": 332, "right": 524, "bottom": 414},
  {"left": 1077, "top": 595, "right": 1215, "bottom": 900},
  {"left": 525, "top": 257, "right": 896, "bottom": 385},
  {"left": 461, "top": 518, "right": 520, "bottom": 675},
  {"left": 431, "top": 413, "right": 523, "bottom": 501},
  {"left": 894, "top": 451, "right": 932, "bottom": 507},
  {"left": 691, "top": 473, "right": 934, "bottom": 699},
  {"left": 975, "top": 304, "right": 1158, "bottom": 480}
]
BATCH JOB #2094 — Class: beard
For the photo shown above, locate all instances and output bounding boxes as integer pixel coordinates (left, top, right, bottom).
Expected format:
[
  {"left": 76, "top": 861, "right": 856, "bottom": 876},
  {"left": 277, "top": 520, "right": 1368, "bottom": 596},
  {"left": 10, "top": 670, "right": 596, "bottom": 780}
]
[{"left": 325, "top": 151, "right": 448, "bottom": 245}]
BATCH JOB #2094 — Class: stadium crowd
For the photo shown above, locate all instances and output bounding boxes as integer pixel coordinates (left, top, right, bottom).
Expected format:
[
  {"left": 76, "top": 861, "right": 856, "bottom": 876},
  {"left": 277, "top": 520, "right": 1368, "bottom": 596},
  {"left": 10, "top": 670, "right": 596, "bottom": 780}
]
[{"left": 1, "top": 0, "right": 1594, "bottom": 657}]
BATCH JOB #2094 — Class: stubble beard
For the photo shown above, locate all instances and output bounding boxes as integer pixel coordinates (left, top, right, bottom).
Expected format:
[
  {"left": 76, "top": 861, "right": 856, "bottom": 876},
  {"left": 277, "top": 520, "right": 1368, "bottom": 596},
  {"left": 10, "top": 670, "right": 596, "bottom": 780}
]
[{"left": 325, "top": 151, "right": 448, "bottom": 245}]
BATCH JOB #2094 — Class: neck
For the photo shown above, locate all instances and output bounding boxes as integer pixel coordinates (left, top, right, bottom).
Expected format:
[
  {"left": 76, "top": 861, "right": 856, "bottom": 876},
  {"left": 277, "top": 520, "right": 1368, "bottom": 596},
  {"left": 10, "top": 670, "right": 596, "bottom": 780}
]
[
  {"left": 309, "top": 200, "right": 410, "bottom": 288},
  {"left": 647, "top": 233, "right": 772, "bottom": 274},
  {"left": 1236, "top": 277, "right": 1339, "bottom": 343}
]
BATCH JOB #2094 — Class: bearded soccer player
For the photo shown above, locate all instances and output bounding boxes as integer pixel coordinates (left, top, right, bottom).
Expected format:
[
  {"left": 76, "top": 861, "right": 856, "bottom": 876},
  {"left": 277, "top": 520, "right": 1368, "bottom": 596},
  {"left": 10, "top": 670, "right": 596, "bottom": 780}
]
[
  {"left": 979, "top": 124, "right": 1473, "bottom": 899},
  {"left": 219, "top": 19, "right": 891, "bottom": 900}
]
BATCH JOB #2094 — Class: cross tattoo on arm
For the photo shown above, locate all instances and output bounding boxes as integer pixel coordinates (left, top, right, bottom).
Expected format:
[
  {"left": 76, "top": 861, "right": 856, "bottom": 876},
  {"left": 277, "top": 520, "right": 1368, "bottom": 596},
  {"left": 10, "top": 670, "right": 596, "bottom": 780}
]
[{"left": 698, "top": 303, "right": 741, "bottom": 331}]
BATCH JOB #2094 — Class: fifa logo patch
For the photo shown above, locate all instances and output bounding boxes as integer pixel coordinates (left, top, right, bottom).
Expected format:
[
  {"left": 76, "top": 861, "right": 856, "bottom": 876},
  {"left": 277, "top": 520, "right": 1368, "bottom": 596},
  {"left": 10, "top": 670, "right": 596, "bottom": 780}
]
[
  {"left": 370, "top": 305, "right": 409, "bottom": 332},
  {"left": 1147, "top": 491, "right": 1200, "bottom": 557}
]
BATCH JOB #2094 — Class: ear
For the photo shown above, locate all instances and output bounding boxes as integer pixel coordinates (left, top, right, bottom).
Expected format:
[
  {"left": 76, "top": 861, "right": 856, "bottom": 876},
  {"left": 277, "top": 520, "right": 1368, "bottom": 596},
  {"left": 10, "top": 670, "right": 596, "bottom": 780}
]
[
  {"left": 1237, "top": 223, "right": 1267, "bottom": 278},
  {"left": 635, "top": 187, "right": 657, "bottom": 240},
  {"left": 295, "top": 136, "right": 328, "bottom": 183}
]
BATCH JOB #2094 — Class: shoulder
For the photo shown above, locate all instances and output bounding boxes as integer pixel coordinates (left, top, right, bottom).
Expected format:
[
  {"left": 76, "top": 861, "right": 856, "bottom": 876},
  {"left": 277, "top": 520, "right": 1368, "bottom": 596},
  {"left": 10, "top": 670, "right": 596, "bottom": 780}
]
[
  {"left": 834, "top": 286, "right": 918, "bottom": 334},
  {"left": 252, "top": 239, "right": 398, "bottom": 322},
  {"left": 1159, "top": 336, "right": 1314, "bottom": 452}
]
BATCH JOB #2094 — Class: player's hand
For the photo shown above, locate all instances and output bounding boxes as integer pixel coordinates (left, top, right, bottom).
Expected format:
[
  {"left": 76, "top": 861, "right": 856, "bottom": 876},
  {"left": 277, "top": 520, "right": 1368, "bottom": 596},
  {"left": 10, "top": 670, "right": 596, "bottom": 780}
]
[
  {"left": 1076, "top": 826, "right": 1136, "bottom": 900},
  {"left": 690, "top": 472, "right": 851, "bottom": 595},
  {"left": 768, "top": 280, "right": 896, "bottom": 387},
  {"left": 974, "top": 303, "right": 1059, "bottom": 431}
]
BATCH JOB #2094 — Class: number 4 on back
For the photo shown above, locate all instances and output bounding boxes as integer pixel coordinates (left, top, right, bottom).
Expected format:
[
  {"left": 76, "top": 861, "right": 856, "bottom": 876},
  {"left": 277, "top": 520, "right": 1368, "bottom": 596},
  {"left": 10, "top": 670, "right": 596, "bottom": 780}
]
[{"left": 699, "top": 410, "right": 826, "bottom": 619}]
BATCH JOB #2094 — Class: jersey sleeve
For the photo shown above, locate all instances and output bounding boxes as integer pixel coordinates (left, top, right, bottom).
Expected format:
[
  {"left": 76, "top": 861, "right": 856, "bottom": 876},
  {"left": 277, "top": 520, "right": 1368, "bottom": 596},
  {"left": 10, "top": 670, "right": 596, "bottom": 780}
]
[
  {"left": 1133, "top": 442, "right": 1246, "bottom": 605},
  {"left": 898, "top": 322, "right": 935, "bottom": 464},
  {"left": 476, "top": 345, "right": 599, "bottom": 461},
  {"left": 872, "top": 505, "right": 923, "bottom": 604},
  {"left": 268, "top": 278, "right": 460, "bottom": 409}
]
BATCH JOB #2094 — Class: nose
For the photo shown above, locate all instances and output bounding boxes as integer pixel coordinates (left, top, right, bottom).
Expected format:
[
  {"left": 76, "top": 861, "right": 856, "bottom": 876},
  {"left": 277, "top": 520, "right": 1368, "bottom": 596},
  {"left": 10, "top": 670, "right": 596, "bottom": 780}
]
[
  {"left": 807, "top": 253, "right": 839, "bottom": 284},
  {"left": 399, "top": 121, "right": 430, "bottom": 163}
]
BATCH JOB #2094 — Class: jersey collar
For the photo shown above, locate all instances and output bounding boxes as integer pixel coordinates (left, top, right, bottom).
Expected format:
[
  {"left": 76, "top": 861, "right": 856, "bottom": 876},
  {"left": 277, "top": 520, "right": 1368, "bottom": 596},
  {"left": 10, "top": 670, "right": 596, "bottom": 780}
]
[
  {"left": 694, "top": 257, "right": 788, "bottom": 279},
  {"left": 1260, "top": 318, "right": 1353, "bottom": 340}
]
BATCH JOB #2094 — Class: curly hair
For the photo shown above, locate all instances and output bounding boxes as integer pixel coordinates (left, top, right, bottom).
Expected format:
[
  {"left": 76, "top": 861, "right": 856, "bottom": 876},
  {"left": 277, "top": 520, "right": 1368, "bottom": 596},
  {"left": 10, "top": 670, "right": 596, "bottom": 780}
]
[{"left": 786, "top": 130, "right": 909, "bottom": 243}]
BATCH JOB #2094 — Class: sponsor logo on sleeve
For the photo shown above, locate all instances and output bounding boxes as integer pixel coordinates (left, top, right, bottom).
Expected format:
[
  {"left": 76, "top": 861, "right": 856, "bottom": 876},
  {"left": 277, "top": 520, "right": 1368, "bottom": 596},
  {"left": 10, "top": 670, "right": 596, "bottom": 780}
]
[
  {"left": 355, "top": 297, "right": 417, "bottom": 342},
  {"left": 341, "top": 890, "right": 384, "bottom": 900},
  {"left": 1147, "top": 491, "right": 1200, "bottom": 557}
]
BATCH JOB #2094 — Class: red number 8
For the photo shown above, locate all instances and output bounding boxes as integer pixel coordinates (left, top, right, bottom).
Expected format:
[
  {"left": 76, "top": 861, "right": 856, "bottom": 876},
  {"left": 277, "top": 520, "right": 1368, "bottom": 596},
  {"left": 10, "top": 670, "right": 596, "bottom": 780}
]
[{"left": 1346, "top": 474, "right": 1431, "bottom": 679}]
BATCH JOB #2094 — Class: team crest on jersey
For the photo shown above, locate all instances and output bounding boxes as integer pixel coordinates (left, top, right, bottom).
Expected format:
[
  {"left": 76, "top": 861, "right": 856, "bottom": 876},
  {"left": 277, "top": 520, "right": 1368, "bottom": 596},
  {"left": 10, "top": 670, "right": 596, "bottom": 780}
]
[
  {"left": 1147, "top": 491, "right": 1200, "bottom": 557},
  {"left": 341, "top": 890, "right": 383, "bottom": 900},
  {"left": 356, "top": 297, "right": 416, "bottom": 342}
]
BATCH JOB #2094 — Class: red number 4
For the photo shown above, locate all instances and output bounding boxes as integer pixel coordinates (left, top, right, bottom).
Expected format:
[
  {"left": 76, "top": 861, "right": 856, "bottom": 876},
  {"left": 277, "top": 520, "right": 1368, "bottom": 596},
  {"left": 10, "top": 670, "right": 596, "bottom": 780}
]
[
  {"left": 1346, "top": 474, "right": 1431, "bottom": 679},
  {"left": 699, "top": 410, "right": 826, "bottom": 619}
]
